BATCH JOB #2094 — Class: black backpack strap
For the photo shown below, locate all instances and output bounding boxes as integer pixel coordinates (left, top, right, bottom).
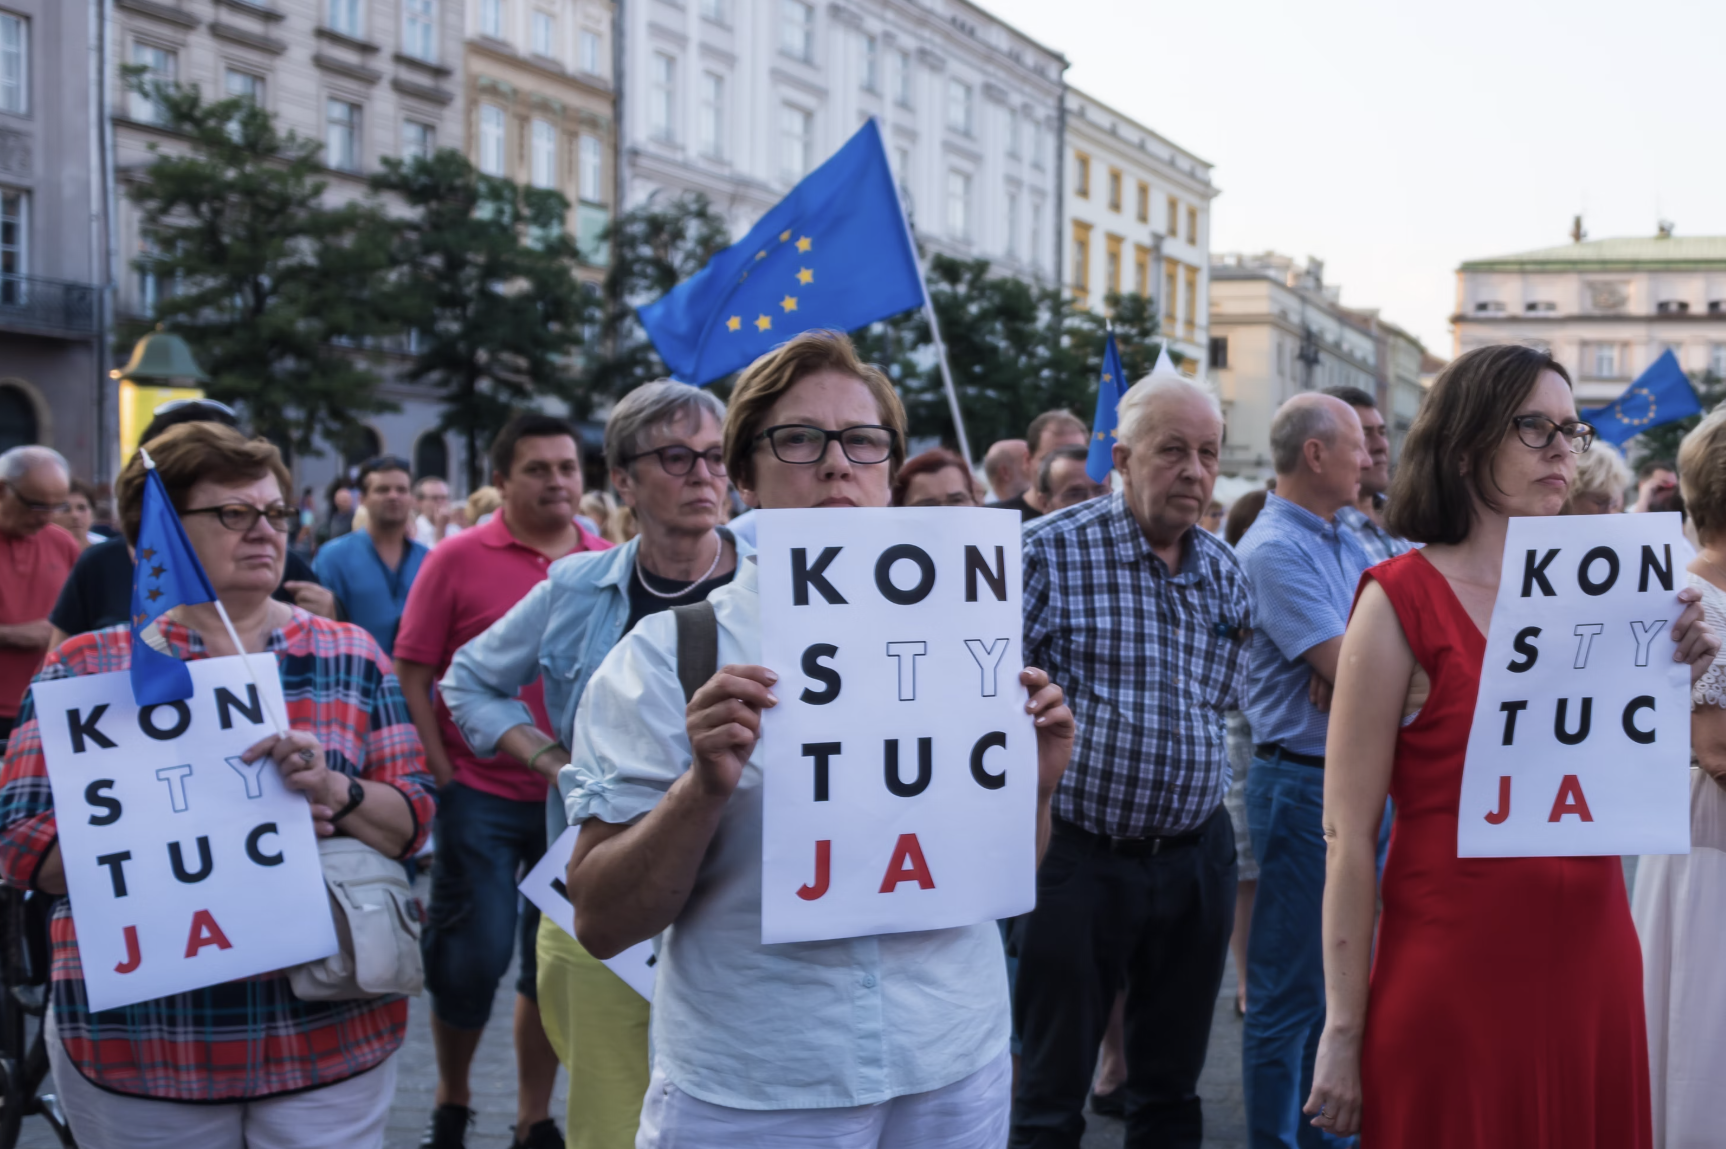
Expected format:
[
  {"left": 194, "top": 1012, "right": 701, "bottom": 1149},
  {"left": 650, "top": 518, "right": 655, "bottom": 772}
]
[{"left": 672, "top": 601, "right": 719, "bottom": 705}]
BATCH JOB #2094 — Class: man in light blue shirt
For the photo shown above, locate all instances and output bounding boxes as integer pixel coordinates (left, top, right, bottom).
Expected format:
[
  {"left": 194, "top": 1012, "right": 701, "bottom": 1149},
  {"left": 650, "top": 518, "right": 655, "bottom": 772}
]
[
  {"left": 1234, "top": 394, "right": 1372, "bottom": 1149},
  {"left": 313, "top": 456, "right": 426, "bottom": 655}
]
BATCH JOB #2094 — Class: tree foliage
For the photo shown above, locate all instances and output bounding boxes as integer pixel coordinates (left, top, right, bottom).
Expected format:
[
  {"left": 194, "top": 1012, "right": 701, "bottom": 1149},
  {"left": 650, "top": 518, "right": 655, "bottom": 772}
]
[
  {"left": 119, "top": 81, "right": 397, "bottom": 455},
  {"left": 371, "top": 150, "right": 596, "bottom": 489}
]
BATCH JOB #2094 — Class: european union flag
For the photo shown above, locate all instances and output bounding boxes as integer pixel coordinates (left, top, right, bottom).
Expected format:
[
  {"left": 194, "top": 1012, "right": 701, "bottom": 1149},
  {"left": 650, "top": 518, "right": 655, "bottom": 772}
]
[
  {"left": 638, "top": 119, "right": 925, "bottom": 385},
  {"left": 1086, "top": 333, "right": 1128, "bottom": 482},
  {"left": 130, "top": 454, "right": 219, "bottom": 706},
  {"left": 1582, "top": 349, "right": 1702, "bottom": 447}
]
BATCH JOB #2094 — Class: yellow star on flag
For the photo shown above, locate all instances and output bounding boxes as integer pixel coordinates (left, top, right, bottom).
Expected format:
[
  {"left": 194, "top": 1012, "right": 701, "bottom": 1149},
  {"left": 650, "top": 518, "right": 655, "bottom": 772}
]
[
  {"left": 726, "top": 315, "right": 742, "bottom": 332},
  {"left": 797, "top": 267, "right": 814, "bottom": 285},
  {"left": 755, "top": 314, "right": 773, "bottom": 332},
  {"left": 780, "top": 230, "right": 792, "bottom": 242},
  {"left": 796, "top": 236, "right": 812, "bottom": 253},
  {"left": 755, "top": 251, "right": 767, "bottom": 261},
  {"left": 781, "top": 295, "right": 799, "bottom": 312}
]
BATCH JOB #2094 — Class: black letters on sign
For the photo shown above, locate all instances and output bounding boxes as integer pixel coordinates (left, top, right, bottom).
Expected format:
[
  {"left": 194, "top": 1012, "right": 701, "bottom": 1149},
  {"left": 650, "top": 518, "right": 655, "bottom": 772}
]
[
  {"left": 965, "top": 545, "right": 1007, "bottom": 603},
  {"left": 791, "top": 547, "right": 847, "bottom": 606},
  {"left": 1507, "top": 627, "right": 1541, "bottom": 673},
  {"left": 85, "top": 779, "right": 122, "bottom": 826},
  {"left": 66, "top": 705, "right": 117, "bottom": 754},
  {"left": 1522, "top": 548, "right": 1559, "bottom": 597},
  {"left": 883, "top": 737, "right": 932, "bottom": 797},
  {"left": 802, "top": 742, "right": 841, "bottom": 802},
  {"left": 1499, "top": 700, "right": 1529, "bottom": 745},
  {"left": 1577, "top": 547, "right": 1620, "bottom": 597},
  {"left": 1554, "top": 697, "right": 1593, "bottom": 745},
  {"left": 874, "top": 545, "right": 936, "bottom": 605},
  {"left": 245, "top": 822, "right": 284, "bottom": 866},
  {"left": 96, "top": 851, "right": 132, "bottom": 898},
  {"left": 215, "top": 684, "right": 263, "bottom": 730},
  {"left": 1622, "top": 696, "right": 1656, "bottom": 745},
  {"left": 139, "top": 701, "right": 192, "bottom": 741},
  {"left": 799, "top": 644, "right": 842, "bottom": 704},
  {"left": 1639, "top": 544, "right": 1673, "bottom": 593},
  {"left": 970, "top": 731, "right": 1007, "bottom": 790},
  {"left": 169, "top": 836, "right": 214, "bottom": 883}
]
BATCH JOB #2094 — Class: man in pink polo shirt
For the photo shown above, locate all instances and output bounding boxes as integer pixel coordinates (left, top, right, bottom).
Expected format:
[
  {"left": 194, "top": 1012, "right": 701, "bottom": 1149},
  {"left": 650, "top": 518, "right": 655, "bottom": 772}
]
[{"left": 395, "top": 414, "right": 609, "bottom": 1149}]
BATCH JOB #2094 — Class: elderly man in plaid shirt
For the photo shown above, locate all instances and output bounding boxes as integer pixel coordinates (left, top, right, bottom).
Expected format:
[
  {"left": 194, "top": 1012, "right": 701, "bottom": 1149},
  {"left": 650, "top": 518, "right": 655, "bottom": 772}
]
[{"left": 1009, "top": 372, "right": 1252, "bottom": 1149}]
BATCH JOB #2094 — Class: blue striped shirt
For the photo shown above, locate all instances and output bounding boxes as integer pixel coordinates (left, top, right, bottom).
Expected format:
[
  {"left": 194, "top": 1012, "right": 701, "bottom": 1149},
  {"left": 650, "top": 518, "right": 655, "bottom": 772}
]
[{"left": 1235, "top": 493, "right": 1371, "bottom": 757}]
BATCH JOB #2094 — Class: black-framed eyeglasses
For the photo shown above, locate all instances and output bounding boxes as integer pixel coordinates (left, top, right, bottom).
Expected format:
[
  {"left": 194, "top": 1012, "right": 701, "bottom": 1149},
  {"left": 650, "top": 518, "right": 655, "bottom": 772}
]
[
  {"left": 10, "top": 492, "right": 71, "bottom": 514},
  {"left": 184, "top": 503, "right": 296, "bottom": 533},
  {"left": 1512, "top": 415, "right": 1595, "bottom": 454},
  {"left": 623, "top": 445, "right": 728, "bottom": 477},
  {"left": 755, "top": 424, "right": 898, "bottom": 466},
  {"left": 153, "top": 397, "right": 238, "bottom": 419}
]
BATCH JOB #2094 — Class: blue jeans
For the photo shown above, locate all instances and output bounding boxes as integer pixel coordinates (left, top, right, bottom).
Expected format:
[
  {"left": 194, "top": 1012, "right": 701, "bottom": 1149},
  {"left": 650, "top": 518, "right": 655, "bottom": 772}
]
[
  {"left": 421, "top": 781, "right": 547, "bottom": 1030},
  {"left": 1241, "top": 754, "right": 1353, "bottom": 1149}
]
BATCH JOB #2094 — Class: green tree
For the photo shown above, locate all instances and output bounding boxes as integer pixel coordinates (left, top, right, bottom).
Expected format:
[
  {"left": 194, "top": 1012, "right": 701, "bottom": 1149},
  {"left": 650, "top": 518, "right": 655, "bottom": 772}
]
[
  {"left": 372, "top": 150, "right": 597, "bottom": 489},
  {"left": 582, "top": 193, "right": 731, "bottom": 404},
  {"left": 119, "top": 80, "right": 399, "bottom": 455}
]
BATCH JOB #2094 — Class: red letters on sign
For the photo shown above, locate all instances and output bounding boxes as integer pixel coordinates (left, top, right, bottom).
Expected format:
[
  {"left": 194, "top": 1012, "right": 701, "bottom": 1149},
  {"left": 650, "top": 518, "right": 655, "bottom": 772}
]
[
  {"left": 1484, "top": 776, "right": 1512, "bottom": 825},
  {"left": 1547, "top": 775, "right": 1595, "bottom": 823},
  {"left": 878, "top": 833, "right": 936, "bottom": 893},
  {"left": 797, "top": 840, "right": 832, "bottom": 901},
  {"left": 184, "top": 909, "right": 234, "bottom": 957},
  {"left": 115, "top": 924, "right": 142, "bottom": 974}
]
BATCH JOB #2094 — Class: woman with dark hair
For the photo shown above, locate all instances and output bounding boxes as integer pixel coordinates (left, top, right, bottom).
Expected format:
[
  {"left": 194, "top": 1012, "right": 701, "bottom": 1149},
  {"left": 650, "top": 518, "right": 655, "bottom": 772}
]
[
  {"left": 889, "top": 447, "right": 977, "bottom": 507},
  {"left": 1303, "top": 345, "right": 1718, "bottom": 1146}
]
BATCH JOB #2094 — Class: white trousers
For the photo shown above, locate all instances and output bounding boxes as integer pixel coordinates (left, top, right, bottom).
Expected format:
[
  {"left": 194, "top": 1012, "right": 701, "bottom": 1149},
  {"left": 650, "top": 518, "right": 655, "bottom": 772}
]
[
  {"left": 47, "top": 1015, "right": 396, "bottom": 1149},
  {"left": 636, "top": 1047, "right": 1010, "bottom": 1149}
]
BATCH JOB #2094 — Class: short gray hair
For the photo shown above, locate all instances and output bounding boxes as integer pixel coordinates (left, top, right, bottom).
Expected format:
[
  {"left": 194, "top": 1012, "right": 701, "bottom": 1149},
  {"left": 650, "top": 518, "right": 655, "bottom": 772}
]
[
  {"left": 1269, "top": 398, "right": 1342, "bottom": 474},
  {"left": 0, "top": 445, "right": 70, "bottom": 486},
  {"left": 1115, "top": 375, "right": 1222, "bottom": 448},
  {"left": 603, "top": 381, "right": 727, "bottom": 471}
]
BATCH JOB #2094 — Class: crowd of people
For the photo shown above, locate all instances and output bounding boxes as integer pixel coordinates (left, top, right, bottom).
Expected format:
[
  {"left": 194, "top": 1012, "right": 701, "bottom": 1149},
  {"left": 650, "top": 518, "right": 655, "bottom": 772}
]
[{"left": 0, "top": 332, "right": 1721, "bottom": 1149}]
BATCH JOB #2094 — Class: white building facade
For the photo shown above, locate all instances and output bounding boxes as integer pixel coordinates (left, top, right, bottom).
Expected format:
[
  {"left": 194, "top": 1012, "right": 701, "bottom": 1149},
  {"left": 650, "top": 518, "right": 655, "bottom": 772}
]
[
  {"left": 1062, "top": 86, "right": 1214, "bottom": 369},
  {"left": 617, "top": 0, "right": 1065, "bottom": 281},
  {"left": 1454, "top": 233, "right": 1726, "bottom": 407}
]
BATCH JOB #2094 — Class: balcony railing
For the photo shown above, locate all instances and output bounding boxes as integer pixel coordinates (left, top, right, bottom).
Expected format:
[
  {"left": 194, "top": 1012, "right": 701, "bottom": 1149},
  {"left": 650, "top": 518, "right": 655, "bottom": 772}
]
[{"left": 0, "top": 275, "right": 101, "bottom": 339}]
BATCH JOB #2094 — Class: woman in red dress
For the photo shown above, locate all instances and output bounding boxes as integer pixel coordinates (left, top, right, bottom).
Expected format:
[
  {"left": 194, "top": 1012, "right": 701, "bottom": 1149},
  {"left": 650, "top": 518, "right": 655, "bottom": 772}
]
[{"left": 1302, "top": 345, "right": 1719, "bottom": 1146}]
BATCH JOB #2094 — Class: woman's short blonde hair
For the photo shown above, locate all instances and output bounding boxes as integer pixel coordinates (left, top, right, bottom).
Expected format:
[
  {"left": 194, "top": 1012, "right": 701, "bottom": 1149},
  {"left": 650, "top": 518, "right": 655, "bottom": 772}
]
[
  {"left": 1565, "top": 442, "right": 1631, "bottom": 512},
  {"left": 116, "top": 422, "right": 291, "bottom": 545},
  {"left": 1679, "top": 407, "right": 1726, "bottom": 538},
  {"left": 722, "top": 330, "right": 907, "bottom": 490}
]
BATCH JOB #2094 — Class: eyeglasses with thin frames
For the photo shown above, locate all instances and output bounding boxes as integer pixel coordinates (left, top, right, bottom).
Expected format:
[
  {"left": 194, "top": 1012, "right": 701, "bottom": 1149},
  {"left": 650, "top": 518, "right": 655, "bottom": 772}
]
[
  {"left": 183, "top": 503, "right": 297, "bottom": 533},
  {"left": 1512, "top": 415, "right": 1595, "bottom": 454},
  {"left": 754, "top": 424, "right": 898, "bottom": 466},
  {"left": 624, "top": 445, "right": 728, "bottom": 477}
]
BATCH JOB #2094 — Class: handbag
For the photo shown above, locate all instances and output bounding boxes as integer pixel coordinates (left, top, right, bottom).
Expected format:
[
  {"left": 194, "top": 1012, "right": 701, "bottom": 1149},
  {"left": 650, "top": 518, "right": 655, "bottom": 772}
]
[{"left": 286, "top": 836, "right": 425, "bottom": 1001}]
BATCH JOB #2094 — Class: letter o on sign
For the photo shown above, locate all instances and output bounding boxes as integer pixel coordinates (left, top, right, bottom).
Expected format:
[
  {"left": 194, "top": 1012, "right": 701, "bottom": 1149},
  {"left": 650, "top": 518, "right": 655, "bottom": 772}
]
[
  {"left": 1577, "top": 546, "right": 1621, "bottom": 597},
  {"left": 139, "top": 700, "right": 193, "bottom": 741},
  {"left": 874, "top": 544, "right": 936, "bottom": 605}
]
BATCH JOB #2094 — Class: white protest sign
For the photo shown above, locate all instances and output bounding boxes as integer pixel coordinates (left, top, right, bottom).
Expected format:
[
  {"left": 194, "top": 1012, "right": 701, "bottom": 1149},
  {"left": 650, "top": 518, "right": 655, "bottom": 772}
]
[
  {"left": 32, "top": 657, "right": 338, "bottom": 1011},
  {"left": 1459, "top": 513, "right": 1694, "bottom": 857},
  {"left": 518, "top": 825, "right": 656, "bottom": 1001},
  {"left": 756, "top": 507, "right": 1037, "bottom": 945}
]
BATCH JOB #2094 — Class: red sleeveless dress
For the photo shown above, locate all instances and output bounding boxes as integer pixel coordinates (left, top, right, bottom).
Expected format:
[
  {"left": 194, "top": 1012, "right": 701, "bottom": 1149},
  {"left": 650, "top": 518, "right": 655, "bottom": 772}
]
[{"left": 1359, "top": 551, "right": 1651, "bottom": 1148}]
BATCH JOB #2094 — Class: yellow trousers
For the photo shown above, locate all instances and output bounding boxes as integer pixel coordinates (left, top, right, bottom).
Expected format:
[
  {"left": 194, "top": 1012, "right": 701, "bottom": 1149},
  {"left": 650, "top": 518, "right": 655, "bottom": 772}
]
[{"left": 535, "top": 917, "right": 651, "bottom": 1149}]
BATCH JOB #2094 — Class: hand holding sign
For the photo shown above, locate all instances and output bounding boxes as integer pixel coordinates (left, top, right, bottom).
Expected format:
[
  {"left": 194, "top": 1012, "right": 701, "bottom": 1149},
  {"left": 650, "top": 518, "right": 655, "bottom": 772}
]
[{"left": 686, "top": 665, "right": 781, "bottom": 801}]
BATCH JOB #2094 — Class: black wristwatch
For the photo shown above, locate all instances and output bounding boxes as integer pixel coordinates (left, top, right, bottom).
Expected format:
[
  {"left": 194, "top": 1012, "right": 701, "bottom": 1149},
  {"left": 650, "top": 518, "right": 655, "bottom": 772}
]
[{"left": 330, "top": 777, "right": 366, "bottom": 824}]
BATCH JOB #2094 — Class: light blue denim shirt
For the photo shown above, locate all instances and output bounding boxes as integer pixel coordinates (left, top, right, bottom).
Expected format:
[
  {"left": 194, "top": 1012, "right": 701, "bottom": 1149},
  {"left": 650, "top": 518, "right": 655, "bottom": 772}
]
[{"left": 564, "top": 558, "right": 1011, "bottom": 1110}]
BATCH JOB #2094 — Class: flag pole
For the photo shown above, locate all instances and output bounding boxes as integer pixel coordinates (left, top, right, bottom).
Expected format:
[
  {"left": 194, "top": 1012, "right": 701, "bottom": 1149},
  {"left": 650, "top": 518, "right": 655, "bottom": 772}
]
[
  {"left": 889, "top": 180, "right": 974, "bottom": 468},
  {"left": 140, "top": 447, "right": 289, "bottom": 738}
]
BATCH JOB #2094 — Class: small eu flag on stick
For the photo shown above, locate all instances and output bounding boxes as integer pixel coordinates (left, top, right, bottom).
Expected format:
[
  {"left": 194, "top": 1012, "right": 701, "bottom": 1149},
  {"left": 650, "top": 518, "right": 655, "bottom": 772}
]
[
  {"left": 1580, "top": 349, "right": 1703, "bottom": 447},
  {"left": 1086, "top": 332, "right": 1129, "bottom": 483}
]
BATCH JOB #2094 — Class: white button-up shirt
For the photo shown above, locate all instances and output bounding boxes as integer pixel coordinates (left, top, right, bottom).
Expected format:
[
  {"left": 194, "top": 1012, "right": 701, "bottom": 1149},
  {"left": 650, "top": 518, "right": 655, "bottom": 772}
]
[{"left": 564, "top": 558, "right": 1010, "bottom": 1110}]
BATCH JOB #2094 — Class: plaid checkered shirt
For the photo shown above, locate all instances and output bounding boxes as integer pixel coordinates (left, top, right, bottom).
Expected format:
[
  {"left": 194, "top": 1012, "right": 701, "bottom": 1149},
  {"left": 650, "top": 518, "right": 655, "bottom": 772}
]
[
  {"left": 1336, "top": 502, "right": 1411, "bottom": 566},
  {"left": 1023, "top": 493, "right": 1254, "bottom": 838},
  {"left": 0, "top": 610, "right": 436, "bottom": 1102}
]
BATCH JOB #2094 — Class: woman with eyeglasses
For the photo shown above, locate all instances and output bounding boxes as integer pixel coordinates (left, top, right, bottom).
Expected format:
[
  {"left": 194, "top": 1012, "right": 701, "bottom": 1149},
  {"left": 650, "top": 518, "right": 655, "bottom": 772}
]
[
  {"left": 1302, "top": 345, "right": 1718, "bottom": 1147},
  {"left": 555, "top": 332, "right": 1074, "bottom": 1146},
  {"left": 440, "top": 381, "right": 739, "bottom": 1149},
  {"left": 0, "top": 422, "right": 436, "bottom": 1148}
]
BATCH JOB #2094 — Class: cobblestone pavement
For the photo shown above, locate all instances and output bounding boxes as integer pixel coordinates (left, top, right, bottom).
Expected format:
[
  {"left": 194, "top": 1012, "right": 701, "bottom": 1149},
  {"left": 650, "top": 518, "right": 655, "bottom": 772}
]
[{"left": 18, "top": 947, "right": 1245, "bottom": 1149}]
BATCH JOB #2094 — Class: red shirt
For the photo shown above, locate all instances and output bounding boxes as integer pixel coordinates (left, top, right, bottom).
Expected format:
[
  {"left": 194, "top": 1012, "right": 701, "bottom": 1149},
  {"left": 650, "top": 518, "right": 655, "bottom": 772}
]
[
  {"left": 0, "top": 523, "right": 80, "bottom": 719},
  {"left": 394, "top": 512, "right": 611, "bottom": 802}
]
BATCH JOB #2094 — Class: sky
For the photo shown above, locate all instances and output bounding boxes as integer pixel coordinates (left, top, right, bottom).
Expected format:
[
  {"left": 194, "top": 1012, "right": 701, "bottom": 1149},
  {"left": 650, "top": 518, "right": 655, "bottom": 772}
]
[{"left": 983, "top": 0, "right": 1726, "bottom": 355}]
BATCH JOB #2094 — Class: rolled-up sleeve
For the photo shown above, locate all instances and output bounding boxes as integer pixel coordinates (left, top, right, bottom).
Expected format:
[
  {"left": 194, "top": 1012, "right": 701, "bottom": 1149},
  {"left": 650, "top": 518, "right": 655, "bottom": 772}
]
[
  {"left": 441, "top": 579, "right": 553, "bottom": 759},
  {"left": 562, "top": 611, "right": 687, "bottom": 827}
]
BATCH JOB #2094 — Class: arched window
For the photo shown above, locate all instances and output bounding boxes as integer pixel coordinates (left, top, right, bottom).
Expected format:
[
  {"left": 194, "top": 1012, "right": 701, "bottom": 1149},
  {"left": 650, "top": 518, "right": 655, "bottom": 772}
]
[
  {"left": 341, "top": 425, "right": 383, "bottom": 474},
  {"left": 0, "top": 383, "right": 39, "bottom": 453},
  {"left": 413, "top": 431, "right": 448, "bottom": 481}
]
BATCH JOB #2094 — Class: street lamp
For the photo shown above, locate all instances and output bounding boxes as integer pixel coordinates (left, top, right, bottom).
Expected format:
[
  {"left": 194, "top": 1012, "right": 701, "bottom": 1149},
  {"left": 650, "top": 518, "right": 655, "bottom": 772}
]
[{"left": 114, "top": 324, "right": 210, "bottom": 384}]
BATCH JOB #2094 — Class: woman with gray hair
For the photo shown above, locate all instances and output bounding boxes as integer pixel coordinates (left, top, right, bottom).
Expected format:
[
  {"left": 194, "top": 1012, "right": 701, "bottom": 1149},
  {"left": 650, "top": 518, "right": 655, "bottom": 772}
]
[
  {"left": 441, "top": 380, "right": 741, "bottom": 1149},
  {"left": 1561, "top": 440, "right": 1632, "bottom": 515}
]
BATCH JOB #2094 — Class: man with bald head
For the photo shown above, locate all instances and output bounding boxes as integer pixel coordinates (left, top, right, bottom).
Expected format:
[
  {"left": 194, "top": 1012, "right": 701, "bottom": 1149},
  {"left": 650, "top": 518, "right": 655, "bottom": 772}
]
[
  {"left": 1234, "top": 393, "right": 1373, "bottom": 1149},
  {"left": 983, "top": 439, "right": 1032, "bottom": 505},
  {"left": 0, "top": 446, "right": 80, "bottom": 746},
  {"left": 1013, "top": 376, "right": 1253, "bottom": 1148}
]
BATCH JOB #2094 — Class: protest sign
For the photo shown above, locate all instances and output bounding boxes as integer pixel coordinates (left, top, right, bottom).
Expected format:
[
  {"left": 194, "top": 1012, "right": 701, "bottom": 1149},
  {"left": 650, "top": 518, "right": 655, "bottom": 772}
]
[
  {"left": 1459, "top": 513, "right": 1694, "bottom": 857},
  {"left": 32, "top": 657, "right": 338, "bottom": 1011},
  {"left": 756, "top": 507, "right": 1036, "bottom": 944},
  {"left": 518, "top": 825, "right": 656, "bottom": 1001}
]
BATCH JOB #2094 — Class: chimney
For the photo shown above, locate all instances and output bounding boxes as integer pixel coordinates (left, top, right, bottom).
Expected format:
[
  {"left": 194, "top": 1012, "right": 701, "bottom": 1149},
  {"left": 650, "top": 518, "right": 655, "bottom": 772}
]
[
  {"left": 1570, "top": 215, "right": 1586, "bottom": 244},
  {"left": 1657, "top": 220, "right": 1675, "bottom": 239}
]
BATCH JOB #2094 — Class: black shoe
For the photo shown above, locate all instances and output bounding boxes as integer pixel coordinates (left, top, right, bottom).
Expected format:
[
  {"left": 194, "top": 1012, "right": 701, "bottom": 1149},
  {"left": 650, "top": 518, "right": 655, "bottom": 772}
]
[
  {"left": 1090, "top": 1087, "right": 1126, "bottom": 1119},
  {"left": 511, "top": 1118, "right": 564, "bottom": 1149},
  {"left": 420, "top": 1104, "right": 473, "bottom": 1149}
]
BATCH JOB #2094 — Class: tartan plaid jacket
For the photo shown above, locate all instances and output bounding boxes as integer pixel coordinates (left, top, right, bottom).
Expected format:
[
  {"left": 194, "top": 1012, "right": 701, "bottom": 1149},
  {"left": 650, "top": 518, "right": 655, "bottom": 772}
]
[{"left": 0, "top": 609, "right": 435, "bottom": 1102}]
